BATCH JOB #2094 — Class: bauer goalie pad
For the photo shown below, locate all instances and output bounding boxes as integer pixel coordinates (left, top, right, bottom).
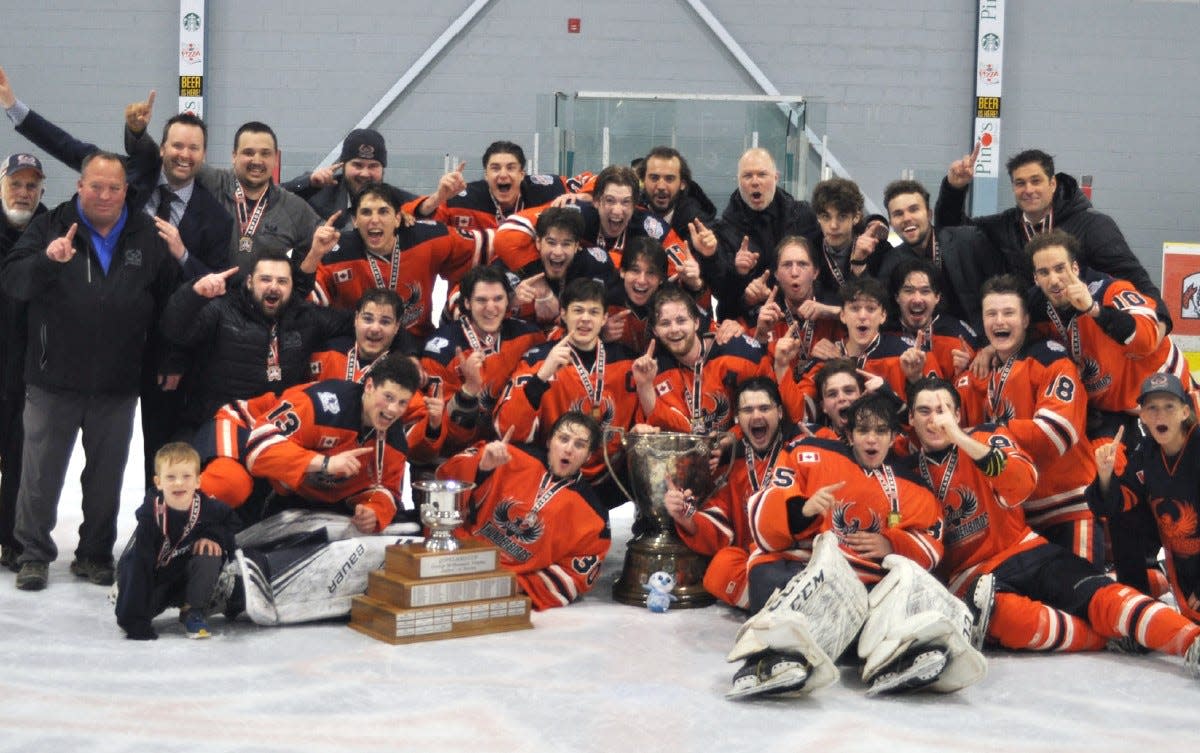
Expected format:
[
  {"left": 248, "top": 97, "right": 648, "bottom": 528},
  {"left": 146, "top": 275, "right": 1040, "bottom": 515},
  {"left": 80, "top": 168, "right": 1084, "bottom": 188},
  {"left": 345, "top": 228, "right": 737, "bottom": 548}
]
[
  {"left": 857, "top": 554, "right": 987, "bottom": 693},
  {"left": 727, "top": 532, "right": 869, "bottom": 693},
  {"left": 235, "top": 509, "right": 419, "bottom": 550}
]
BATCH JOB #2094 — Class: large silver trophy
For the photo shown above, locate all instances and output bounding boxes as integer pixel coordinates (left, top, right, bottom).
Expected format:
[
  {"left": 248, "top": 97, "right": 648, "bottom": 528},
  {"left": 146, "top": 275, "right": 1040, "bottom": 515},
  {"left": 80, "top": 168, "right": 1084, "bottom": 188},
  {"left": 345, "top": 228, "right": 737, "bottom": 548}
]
[
  {"left": 413, "top": 479, "right": 477, "bottom": 551},
  {"left": 604, "top": 429, "right": 731, "bottom": 608}
]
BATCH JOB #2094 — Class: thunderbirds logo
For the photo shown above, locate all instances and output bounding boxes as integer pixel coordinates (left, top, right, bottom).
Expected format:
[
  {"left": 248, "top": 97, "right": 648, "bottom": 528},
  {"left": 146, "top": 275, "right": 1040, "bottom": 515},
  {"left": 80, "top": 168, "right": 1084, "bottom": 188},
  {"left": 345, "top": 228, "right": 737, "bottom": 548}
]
[
  {"left": 832, "top": 504, "right": 882, "bottom": 537},
  {"left": 477, "top": 500, "right": 544, "bottom": 562},
  {"left": 682, "top": 388, "right": 731, "bottom": 434},
  {"left": 944, "top": 488, "right": 989, "bottom": 545}
]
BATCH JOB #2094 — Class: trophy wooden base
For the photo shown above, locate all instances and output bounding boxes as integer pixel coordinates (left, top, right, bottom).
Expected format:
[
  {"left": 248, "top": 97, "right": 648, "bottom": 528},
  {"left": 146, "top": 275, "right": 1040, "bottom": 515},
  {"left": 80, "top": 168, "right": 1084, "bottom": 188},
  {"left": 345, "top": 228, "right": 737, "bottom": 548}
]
[{"left": 349, "top": 540, "right": 532, "bottom": 645}]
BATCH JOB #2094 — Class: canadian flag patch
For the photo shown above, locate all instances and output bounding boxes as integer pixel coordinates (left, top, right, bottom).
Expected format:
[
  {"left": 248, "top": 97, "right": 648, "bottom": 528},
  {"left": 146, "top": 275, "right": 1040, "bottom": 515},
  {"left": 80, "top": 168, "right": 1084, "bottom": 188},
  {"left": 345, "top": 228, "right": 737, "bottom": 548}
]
[
  {"left": 799, "top": 452, "right": 818, "bottom": 463},
  {"left": 656, "top": 381, "right": 671, "bottom": 396},
  {"left": 334, "top": 269, "right": 352, "bottom": 283}
]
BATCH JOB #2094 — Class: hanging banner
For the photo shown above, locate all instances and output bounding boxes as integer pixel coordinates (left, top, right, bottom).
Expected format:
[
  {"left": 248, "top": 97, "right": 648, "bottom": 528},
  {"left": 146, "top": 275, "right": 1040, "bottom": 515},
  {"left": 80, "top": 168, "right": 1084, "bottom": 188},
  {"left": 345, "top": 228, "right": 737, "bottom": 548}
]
[
  {"left": 1161, "top": 242, "right": 1200, "bottom": 375},
  {"left": 178, "top": 0, "right": 206, "bottom": 117},
  {"left": 970, "top": 0, "right": 1004, "bottom": 215}
]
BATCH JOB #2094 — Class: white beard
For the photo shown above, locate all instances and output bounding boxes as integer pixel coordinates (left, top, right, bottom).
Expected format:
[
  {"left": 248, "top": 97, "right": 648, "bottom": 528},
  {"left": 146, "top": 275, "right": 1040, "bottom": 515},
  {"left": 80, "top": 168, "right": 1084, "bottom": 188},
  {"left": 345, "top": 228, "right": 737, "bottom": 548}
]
[{"left": 1, "top": 194, "right": 33, "bottom": 228}]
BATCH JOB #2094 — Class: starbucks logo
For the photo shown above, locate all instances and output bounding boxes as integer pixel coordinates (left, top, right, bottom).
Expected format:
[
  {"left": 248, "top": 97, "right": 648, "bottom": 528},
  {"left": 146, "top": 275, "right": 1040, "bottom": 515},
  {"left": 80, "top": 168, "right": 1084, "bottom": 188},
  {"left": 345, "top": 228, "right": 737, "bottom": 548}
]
[
  {"left": 183, "top": 13, "right": 201, "bottom": 32},
  {"left": 981, "top": 33, "right": 1000, "bottom": 52}
]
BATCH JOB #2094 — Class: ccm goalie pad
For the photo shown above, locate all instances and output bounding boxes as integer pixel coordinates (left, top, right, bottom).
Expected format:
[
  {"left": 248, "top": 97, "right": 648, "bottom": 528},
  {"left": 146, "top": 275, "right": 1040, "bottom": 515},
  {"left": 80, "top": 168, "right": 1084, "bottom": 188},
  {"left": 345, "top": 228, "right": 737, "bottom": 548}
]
[
  {"left": 235, "top": 511, "right": 421, "bottom": 626},
  {"left": 726, "top": 532, "right": 869, "bottom": 699},
  {"left": 857, "top": 554, "right": 987, "bottom": 696}
]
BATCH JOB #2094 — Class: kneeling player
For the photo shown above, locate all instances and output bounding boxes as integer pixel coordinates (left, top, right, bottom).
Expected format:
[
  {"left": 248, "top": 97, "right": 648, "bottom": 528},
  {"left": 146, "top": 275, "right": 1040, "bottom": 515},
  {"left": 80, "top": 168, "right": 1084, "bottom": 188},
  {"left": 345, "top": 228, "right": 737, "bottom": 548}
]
[
  {"left": 664, "top": 377, "right": 799, "bottom": 608},
  {"left": 907, "top": 377, "right": 1200, "bottom": 676},
  {"left": 437, "top": 411, "right": 611, "bottom": 610},
  {"left": 727, "top": 391, "right": 985, "bottom": 698}
]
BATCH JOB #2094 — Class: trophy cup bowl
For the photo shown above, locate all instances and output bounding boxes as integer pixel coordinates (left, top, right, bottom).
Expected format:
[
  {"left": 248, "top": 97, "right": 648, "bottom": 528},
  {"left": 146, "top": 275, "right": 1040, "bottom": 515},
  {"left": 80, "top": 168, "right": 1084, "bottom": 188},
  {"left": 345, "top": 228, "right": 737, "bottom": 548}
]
[
  {"left": 413, "top": 479, "right": 477, "bottom": 552},
  {"left": 603, "top": 429, "right": 732, "bottom": 608}
]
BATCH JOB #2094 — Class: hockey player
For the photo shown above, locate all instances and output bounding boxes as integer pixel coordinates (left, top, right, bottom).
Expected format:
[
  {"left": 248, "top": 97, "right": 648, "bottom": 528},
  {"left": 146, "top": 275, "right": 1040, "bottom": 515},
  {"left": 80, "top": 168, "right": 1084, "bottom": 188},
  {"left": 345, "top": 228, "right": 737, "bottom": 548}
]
[
  {"left": 665, "top": 377, "right": 801, "bottom": 608},
  {"left": 421, "top": 265, "right": 545, "bottom": 451},
  {"left": 956, "top": 274, "right": 1099, "bottom": 562},
  {"left": 308, "top": 288, "right": 422, "bottom": 383},
  {"left": 727, "top": 391, "right": 985, "bottom": 698},
  {"left": 634, "top": 284, "right": 771, "bottom": 435},
  {"left": 885, "top": 258, "right": 977, "bottom": 379},
  {"left": 908, "top": 377, "right": 1200, "bottom": 675},
  {"left": 494, "top": 278, "right": 640, "bottom": 485},
  {"left": 243, "top": 355, "right": 425, "bottom": 532},
  {"left": 1092, "top": 374, "right": 1200, "bottom": 628},
  {"left": 438, "top": 411, "right": 610, "bottom": 610},
  {"left": 307, "top": 181, "right": 487, "bottom": 337},
  {"left": 408, "top": 141, "right": 575, "bottom": 232},
  {"left": 810, "top": 177, "right": 890, "bottom": 284},
  {"left": 748, "top": 236, "right": 842, "bottom": 355}
]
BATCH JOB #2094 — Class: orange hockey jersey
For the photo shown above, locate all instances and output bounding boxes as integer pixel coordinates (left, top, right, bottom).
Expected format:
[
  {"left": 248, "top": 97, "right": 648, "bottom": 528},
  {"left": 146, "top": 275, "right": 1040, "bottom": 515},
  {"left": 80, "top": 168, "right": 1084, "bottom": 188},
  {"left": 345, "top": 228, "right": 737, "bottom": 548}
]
[
  {"left": 1029, "top": 272, "right": 1197, "bottom": 414},
  {"left": 896, "top": 427, "right": 1042, "bottom": 593},
  {"left": 243, "top": 380, "right": 412, "bottom": 530},
  {"left": 956, "top": 339, "right": 1095, "bottom": 529},
  {"left": 647, "top": 333, "right": 772, "bottom": 435},
  {"left": 312, "top": 223, "right": 487, "bottom": 337},
  {"left": 745, "top": 436, "right": 944, "bottom": 584},
  {"left": 438, "top": 443, "right": 611, "bottom": 610},
  {"left": 402, "top": 174, "right": 577, "bottom": 232}
]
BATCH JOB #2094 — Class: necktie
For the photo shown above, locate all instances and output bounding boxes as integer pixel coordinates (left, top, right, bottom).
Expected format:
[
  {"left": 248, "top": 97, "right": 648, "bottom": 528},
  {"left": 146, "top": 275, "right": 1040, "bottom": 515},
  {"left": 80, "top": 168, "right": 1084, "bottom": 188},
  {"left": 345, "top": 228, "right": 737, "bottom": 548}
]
[{"left": 156, "top": 186, "right": 177, "bottom": 222}]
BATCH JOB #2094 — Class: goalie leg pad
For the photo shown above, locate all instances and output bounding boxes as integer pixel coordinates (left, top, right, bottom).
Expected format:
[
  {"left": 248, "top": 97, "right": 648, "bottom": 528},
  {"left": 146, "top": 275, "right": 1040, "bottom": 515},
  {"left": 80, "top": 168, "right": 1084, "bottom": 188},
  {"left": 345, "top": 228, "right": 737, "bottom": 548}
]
[
  {"left": 728, "top": 533, "right": 868, "bottom": 693},
  {"left": 859, "top": 554, "right": 987, "bottom": 693}
]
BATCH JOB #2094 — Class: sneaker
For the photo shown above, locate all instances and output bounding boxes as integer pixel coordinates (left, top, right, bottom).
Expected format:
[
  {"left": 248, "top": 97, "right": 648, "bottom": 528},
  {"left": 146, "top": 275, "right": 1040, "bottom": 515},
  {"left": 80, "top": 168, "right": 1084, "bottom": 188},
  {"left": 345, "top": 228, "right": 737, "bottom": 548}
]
[
  {"left": 726, "top": 650, "right": 810, "bottom": 700},
  {"left": 70, "top": 557, "right": 115, "bottom": 586},
  {"left": 966, "top": 573, "right": 996, "bottom": 650},
  {"left": 0, "top": 546, "right": 20, "bottom": 573},
  {"left": 866, "top": 648, "right": 949, "bottom": 696},
  {"left": 182, "top": 609, "right": 212, "bottom": 640},
  {"left": 15, "top": 561, "right": 48, "bottom": 591},
  {"left": 1185, "top": 636, "right": 1200, "bottom": 679}
]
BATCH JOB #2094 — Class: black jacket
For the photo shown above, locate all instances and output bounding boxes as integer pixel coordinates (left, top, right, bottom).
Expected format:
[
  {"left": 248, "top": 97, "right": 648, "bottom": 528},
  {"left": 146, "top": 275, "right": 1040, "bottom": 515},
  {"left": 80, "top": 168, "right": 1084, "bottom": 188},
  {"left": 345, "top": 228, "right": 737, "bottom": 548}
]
[
  {"left": 875, "top": 225, "right": 1002, "bottom": 330},
  {"left": 15, "top": 105, "right": 233, "bottom": 280},
  {"left": 281, "top": 173, "right": 417, "bottom": 231},
  {"left": 934, "top": 173, "right": 1168, "bottom": 327},
  {"left": 160, "top": 281, "right": 353, "bottom": 426},
  {"left": 0, "top": 198, "right": 180, "bottom": 395},
  {"left": 702, "top": 188, "right": 820, "bottom": 320},
  {"left": 0, "top": 204, "right": 46, "bottom": 394}
]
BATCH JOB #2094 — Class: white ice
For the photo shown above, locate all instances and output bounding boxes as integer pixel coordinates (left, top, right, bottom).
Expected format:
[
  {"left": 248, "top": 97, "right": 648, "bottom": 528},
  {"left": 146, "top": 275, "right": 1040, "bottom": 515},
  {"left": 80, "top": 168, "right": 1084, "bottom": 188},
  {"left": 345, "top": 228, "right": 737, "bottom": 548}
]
[{"left": 0, "top": 423, "right": 1195, "bottom": 753}]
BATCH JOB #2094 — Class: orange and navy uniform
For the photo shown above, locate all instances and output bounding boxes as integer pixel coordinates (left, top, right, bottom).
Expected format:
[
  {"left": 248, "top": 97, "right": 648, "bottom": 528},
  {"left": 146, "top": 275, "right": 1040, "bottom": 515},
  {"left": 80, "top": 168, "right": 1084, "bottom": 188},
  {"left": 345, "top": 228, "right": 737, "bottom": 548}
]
[
  {"left": 955, "top": 339, "right": 1098, "bottom": 558},
  {"left": 307, "top": 331, "right": 423, "bottom": 383},
  {"left": 745, "top": 436, "right": 944, "bottom": 584},
  {"left": 1089, "top": 424, "right": 1200, "bottom": 624},
  {"left": 494, "top": 253, "right": 618, "bottom": 334},
  {"left": 312, "top": 223, "right": 487, "bottom": 337},
  {"left": 895, "top": 426, "right": 1039, "bottom": 593},
  {"left": 242, "top": 380, "right": 414, "bottom": 530},
  {"left": 887, "top": 314, "right": 978, "bottom": 383},
  {"left": 420, "top": 316, "right": 546, "bottom": 450},
  {"left": 490, "top": 203, "right": 683, "bottom": 277},
  {"left": 402, "top": 174, "right": 578, "bottom": 233},
  {"left": 647, "top": 333, "right": 772, "bottom": 435},
  {"left": 1029, "top": 271, "right": 1198, "bottom": 414},
  {"left": 679, "top": 428, "right": 799, "bottom": 609},
  {"left": 778, "top": 332, "right": 939, "bottom": 424},
  {"left": 438, "top": 443, "right": 611, "bottom": 610},
  {"left": 494, "top": 340, "right": 639, "bottom": 480}
]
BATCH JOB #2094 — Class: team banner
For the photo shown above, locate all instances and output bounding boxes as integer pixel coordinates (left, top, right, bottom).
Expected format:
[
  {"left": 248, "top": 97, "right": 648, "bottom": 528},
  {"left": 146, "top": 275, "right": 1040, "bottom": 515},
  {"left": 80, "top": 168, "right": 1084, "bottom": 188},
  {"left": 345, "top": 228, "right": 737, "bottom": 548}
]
[
  {"left": 178, "top": 0, "right": 206, "bottom": 117},
  {"left": 1161, "top": 242, "right": 1200, "bottom": 373}
]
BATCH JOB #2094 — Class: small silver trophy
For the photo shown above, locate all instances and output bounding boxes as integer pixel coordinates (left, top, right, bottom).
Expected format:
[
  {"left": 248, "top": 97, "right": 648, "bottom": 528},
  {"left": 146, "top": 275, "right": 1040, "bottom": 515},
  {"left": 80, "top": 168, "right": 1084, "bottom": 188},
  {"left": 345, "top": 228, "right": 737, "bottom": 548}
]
[{"left": 413, "top": 479, "right": 477, "bottom": 552}]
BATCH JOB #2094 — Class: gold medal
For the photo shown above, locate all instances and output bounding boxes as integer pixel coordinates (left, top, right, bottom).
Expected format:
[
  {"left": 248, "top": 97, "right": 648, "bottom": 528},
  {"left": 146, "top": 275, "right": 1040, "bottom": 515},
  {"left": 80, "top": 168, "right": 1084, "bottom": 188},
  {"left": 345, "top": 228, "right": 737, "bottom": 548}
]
[
  {"left": 888, "top": 511, "right": 901, "bottom": 528},
  {"left": 239, "top": 235, "right": 253, "bottom": 254}
]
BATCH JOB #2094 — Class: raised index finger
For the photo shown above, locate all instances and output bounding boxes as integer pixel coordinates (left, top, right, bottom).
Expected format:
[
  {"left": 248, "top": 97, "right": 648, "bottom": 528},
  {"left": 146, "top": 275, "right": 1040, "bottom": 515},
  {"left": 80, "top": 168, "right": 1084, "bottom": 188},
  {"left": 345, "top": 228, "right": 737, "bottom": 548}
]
[
  {"left": 644, "top": 339, "right": 656, "bottom": 357},
  {"left": 1112, "top": 425, "right": 1125, "bottom": 446},
  {"left": 350, "top": 446, "right": 374, "bottom": 457},
  {"left": 456, "top": 161, "right": 466, "bottom": 174},
  {"left": 218, "top": 266, "right": 239, "bottom": 280},
  {"left": 64, "top": 223, "right": 78, "bottom": 243},
  {"left": 145, "top": 89, "right": 156, "bottom": 112},
  {"left": 325, "top": 210, "right": 342, "bottom": 227},
  {"left": 501, "top": 425, "right": 515, "bottom": 444},
  {"left": 968, "top": 141, "right": 981, "bottom": 163}
]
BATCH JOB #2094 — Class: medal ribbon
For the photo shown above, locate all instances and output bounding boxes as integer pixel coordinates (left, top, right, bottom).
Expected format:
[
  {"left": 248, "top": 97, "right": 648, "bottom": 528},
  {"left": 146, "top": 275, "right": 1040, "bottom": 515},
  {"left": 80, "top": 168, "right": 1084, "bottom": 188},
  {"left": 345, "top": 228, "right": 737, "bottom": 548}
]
[
  {"left": 460, "top": 316, "right": 498, "bottom": 356},
  {"left": 569, "top": 343, "right": 606, "bottom": 414},
  {"left": 266, "top": 324, "right": 281, "bottom": 382},
  {"left": 1045, "top": 303, "right": 1083, "bottom": 364},
  {"left": 870, "top": 465, "right": 902, "bottom": 527},
  {"left": 154, "top": 492, "right": 202, "bottom": 568},
  {"left": 234, "top": 181, "right": 269, "bottom": 238},
  {"left": 918, "top": 449, "right": 959, "bottom": 504},
  {"left": 1022, "top": 208, "right": 1054, "bottom": 242},
  {"left": 744, "top": 435, "right": 782, "bottom": 493},
  {"left": 367, "top": 237, "right": 401, "bottom": 291},
  {"left": 987, "top": 354, "right": 1018, "bottom": 423},
  {"left": 531, "top": 472, "right": 576, "bottom": 516}
]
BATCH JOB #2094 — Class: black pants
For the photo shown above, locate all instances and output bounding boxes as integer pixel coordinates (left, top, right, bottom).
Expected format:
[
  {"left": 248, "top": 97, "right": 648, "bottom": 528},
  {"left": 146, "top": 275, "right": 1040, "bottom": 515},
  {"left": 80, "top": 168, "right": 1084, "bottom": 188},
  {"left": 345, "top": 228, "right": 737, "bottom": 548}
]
[{"left": 0, "top": 388, "right": 24, "bottom": 553}]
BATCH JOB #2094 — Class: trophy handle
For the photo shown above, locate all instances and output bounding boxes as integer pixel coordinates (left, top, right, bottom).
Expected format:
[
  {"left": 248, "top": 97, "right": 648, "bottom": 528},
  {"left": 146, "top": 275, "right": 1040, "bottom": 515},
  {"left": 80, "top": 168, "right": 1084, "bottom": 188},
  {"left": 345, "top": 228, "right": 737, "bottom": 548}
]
[
  {"left": 711, "top": 431, "right": 736, "bottom": 491},
  {"left": 602, "top": 426, "right": 636, "bottom": 504}
]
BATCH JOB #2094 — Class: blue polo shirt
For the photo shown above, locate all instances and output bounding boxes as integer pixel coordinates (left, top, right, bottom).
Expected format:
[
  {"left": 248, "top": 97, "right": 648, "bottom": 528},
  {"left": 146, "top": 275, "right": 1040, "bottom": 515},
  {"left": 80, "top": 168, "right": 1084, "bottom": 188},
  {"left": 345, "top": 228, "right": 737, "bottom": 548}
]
[{"left": 75, "top": 197, "right": 128, "bottom": 275}]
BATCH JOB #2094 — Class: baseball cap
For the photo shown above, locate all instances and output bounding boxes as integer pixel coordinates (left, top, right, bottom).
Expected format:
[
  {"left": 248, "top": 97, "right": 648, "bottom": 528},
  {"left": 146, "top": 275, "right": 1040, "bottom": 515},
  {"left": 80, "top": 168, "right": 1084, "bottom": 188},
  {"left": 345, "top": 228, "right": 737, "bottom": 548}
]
[
  {"left": 339, "top": 129, "right": 386, "bottom": 167},
  {"left": 1137, "top": 373, "right": 1188, "bottom": 405},
  {"left": 1, "top": 153, "right": 45, "bottom": 180}
]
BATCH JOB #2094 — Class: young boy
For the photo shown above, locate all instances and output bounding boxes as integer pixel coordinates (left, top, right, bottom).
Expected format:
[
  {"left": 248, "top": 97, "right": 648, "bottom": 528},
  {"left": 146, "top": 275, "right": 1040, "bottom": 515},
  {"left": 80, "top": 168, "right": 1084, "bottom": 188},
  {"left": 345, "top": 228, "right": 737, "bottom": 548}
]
[{"left": 115, "top": 443, "right": 239, "bottom": 640}]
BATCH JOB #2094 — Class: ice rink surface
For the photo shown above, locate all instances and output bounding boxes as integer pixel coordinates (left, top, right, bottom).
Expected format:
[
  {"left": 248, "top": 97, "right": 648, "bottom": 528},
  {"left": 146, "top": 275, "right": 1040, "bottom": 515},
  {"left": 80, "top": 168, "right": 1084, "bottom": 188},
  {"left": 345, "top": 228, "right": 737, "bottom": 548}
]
[{"left": 1, "top": 428, "right": 1196, "bottom": 753}]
